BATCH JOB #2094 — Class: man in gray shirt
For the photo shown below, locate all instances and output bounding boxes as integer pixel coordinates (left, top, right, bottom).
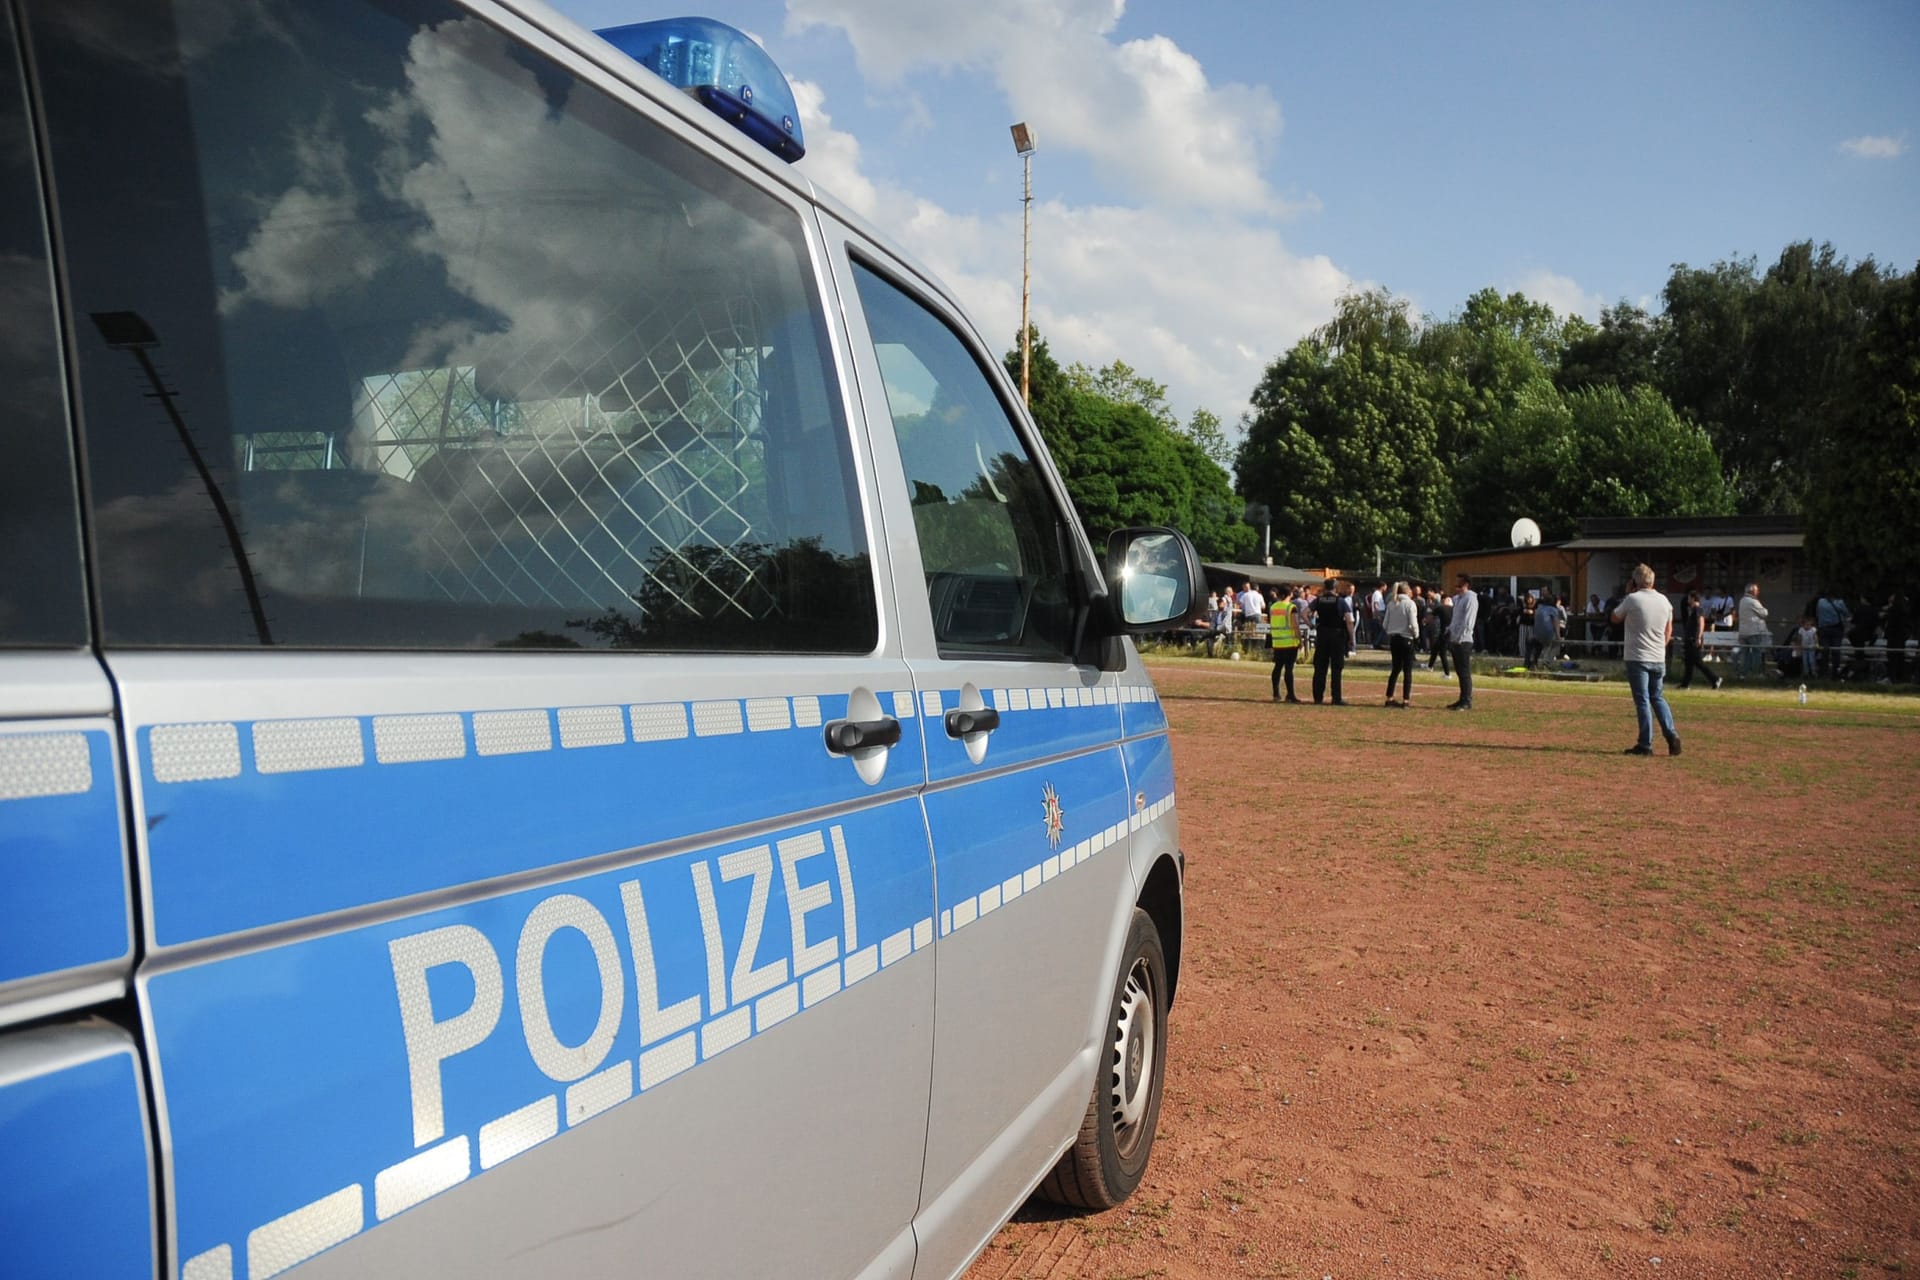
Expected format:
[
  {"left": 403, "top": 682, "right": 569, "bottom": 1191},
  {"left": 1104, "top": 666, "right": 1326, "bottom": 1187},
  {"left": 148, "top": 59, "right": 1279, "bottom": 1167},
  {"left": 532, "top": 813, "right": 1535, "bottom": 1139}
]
[
  {"left": 1445, "top": 572, "right": 1478, "bottom": 711},
  {"left": 1736, "top": 583, "right": 1770, "bottom": 678},
  {"left": 1611, "top": 562, "right": 1680, "bottom": 756}
]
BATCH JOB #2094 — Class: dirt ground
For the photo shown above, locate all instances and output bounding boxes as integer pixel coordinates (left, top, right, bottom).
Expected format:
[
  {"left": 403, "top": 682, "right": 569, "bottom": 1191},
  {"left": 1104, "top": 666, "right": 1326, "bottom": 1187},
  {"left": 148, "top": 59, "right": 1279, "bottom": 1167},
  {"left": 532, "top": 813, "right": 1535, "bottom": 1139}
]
[{"left": 966, "top": 655, "right": 1920, "bottom": 1280}]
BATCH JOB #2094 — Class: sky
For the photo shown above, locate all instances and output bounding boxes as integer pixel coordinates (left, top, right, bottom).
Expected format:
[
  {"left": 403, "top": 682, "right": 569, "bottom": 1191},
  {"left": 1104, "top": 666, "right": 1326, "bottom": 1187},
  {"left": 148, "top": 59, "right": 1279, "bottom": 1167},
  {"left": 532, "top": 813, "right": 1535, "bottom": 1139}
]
[{"left": 544, "top": 0, "right": 1920, "bottom": 431}]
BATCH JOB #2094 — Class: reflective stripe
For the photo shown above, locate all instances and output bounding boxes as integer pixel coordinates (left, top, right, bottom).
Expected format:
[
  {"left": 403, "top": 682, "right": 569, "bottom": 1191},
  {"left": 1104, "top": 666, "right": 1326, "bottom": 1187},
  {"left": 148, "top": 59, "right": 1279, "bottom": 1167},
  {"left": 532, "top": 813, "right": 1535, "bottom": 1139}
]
[{"left": 1267, "top": 601, "right": 1300, "bottom": 647}]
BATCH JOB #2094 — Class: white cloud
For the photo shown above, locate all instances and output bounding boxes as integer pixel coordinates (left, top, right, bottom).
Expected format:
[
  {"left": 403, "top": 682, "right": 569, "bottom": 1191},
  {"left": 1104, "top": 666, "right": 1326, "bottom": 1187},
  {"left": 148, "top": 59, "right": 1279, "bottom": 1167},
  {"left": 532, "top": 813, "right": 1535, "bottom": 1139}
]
[
  {"left": 1510, "top": 269, "right": 1604, "bottom": 322},
  {"left": 798, "top": 166, "right": 1352, "bottom": 423},
  {"left": 783, "top": 1, "right": 1348, "bottom": 427},
  {"left": 791, "top": 78, "right": 879, "bottom": 217},
  {"left": 786, "top": 0, "right": 1283, "bottom": 213},
  {"left": 1839, "top": 134, "right": 1907, "bottom": 160}
]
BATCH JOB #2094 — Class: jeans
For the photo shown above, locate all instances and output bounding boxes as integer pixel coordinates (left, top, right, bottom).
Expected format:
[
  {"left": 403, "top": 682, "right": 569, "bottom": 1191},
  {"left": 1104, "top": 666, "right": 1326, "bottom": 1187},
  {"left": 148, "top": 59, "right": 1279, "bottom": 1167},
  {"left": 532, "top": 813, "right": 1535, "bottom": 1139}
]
[
  {"left": 1739, "top": 634, "right": 1767, "bottom": 677},
  {"left": 1625, "top": 660, "right": 1678, "bottom": 748},
  {"left": 1448, "top": 642, "right": 1474, "bottom": 705}
]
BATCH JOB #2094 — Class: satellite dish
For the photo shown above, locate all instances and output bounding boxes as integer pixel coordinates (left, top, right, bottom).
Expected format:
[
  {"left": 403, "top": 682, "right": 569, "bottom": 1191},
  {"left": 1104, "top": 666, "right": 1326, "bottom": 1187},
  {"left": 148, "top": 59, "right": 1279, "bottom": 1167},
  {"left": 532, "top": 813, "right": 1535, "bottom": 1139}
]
[{"left": 1510, "top": 517, "right": 1542, "bottom": 548}]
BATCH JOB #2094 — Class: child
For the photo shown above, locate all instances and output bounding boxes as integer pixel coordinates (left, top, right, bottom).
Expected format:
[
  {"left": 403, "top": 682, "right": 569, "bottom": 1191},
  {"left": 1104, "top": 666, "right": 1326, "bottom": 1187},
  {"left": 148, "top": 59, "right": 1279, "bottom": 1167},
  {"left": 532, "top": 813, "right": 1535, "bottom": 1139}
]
[{"left": 1792, "top": 614, "right": 1820, "bottom": 679}]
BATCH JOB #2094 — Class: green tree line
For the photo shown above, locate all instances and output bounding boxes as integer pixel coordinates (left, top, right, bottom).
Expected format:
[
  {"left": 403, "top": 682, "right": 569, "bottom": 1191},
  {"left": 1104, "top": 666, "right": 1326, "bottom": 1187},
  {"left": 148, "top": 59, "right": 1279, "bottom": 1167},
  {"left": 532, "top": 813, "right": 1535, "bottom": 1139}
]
[
  {"left": 1008, "top": 240, "right": 1916, "bottom": 590},
  {"left": 1235, "top": 242, "right": 1918, "bottom": 588}
]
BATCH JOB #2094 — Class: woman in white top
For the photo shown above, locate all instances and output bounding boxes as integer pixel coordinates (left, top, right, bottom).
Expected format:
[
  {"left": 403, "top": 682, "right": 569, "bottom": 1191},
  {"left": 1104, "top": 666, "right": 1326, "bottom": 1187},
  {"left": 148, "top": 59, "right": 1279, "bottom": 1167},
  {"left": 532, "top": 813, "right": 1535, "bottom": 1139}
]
[{"left": 1383, "top": 581, "right": 1420, "bottom": 707}]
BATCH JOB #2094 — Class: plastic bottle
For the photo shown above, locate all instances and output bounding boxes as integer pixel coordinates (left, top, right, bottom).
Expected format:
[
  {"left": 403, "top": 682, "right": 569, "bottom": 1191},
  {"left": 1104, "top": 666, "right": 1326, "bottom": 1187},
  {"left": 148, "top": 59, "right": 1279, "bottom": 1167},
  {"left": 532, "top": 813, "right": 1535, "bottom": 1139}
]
[{"left": 1797, "top": 683, "right": 1807, "bottom": 706}]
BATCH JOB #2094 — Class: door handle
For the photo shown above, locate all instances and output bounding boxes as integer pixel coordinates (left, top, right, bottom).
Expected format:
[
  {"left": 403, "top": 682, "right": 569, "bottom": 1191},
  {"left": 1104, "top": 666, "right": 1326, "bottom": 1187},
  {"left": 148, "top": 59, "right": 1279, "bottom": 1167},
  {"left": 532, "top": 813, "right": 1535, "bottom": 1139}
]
[
  {"left": 943, "top": 707, "right": 1001, "bottom": 738},
  {"left": 823, "top": 717, "right": 902, "bottom": 755}
]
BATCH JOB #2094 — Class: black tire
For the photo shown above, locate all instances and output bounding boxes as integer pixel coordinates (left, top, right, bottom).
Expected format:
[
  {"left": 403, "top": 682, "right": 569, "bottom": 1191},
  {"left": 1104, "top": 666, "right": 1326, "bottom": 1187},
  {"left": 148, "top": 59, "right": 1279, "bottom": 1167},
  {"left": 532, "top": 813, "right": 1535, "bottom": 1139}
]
[{"left": 1038, "top": 908, "right": 1168, "bottom": 1210}]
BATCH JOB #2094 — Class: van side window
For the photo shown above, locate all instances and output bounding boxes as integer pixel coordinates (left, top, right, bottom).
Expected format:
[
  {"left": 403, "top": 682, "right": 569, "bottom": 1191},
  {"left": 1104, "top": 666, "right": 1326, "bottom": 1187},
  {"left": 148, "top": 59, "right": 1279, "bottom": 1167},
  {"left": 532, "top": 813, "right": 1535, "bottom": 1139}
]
[
  {"left": 851, "top": 263, "right": 1079, "bottom": 661},
  {"left": 0, "top": 5, "right": 87, "bottom": 647},
  {"left": 32, "top": 0, "right": 875, "bottom": 653}
]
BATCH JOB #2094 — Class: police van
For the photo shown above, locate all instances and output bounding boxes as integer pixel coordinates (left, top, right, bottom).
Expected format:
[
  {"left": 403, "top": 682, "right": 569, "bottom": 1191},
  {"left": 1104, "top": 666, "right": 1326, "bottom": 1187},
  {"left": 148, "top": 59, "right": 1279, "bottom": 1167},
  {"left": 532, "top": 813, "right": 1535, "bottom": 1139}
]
[{"left": 0, "top": 2, "right": 1202, "bottom": 1276}]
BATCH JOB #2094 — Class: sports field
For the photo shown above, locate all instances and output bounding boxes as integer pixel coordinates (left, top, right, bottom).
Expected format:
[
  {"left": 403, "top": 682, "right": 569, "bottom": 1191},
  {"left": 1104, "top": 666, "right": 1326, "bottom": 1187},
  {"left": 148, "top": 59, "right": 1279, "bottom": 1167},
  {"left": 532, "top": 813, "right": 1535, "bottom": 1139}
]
[{"left": 968, "top": 655, "right": 1920, "bottom": 1280}]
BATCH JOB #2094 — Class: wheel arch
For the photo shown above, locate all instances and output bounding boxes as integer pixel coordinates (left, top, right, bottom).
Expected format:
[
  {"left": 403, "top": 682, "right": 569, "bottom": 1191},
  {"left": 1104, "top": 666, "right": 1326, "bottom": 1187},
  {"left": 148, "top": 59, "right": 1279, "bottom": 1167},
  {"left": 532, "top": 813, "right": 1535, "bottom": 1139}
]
[{"left": 1136, "top": 851, "right": 1183, "bottom": 1006}]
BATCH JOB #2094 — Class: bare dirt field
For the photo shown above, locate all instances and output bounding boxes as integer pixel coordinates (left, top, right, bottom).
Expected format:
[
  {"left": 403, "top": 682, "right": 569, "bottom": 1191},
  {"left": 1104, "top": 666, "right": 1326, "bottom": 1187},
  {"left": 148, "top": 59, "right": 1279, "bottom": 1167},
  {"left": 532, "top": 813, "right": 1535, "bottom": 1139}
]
[{"left": 966, "top": 655, "right": 1920, "bottom": 1280}]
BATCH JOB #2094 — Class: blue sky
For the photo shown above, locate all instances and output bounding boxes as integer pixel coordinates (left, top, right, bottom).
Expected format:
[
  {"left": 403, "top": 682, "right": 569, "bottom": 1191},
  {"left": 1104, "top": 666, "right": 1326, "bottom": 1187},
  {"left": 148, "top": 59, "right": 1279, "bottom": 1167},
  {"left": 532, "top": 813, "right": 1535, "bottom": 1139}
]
[{"left": 545, "top": 0, "right": 1920, "bottom": 428}]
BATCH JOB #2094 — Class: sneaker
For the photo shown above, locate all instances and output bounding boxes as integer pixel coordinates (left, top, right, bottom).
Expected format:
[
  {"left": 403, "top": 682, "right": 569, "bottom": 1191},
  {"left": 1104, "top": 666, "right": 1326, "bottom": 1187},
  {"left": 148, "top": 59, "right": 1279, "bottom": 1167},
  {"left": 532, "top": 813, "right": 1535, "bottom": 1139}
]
[
  {"left": 1623, "top": 744, "right": 1653, "bottom": 756},
  {"left": 1665, "top": 735, "right": 1683, "bottom": 757},
  {"left": 1711, "top": 676, "right": 1723, "bottom": 690},
  {"left": 1285, "top": 695, "right": 1301, "bottom": 704}
]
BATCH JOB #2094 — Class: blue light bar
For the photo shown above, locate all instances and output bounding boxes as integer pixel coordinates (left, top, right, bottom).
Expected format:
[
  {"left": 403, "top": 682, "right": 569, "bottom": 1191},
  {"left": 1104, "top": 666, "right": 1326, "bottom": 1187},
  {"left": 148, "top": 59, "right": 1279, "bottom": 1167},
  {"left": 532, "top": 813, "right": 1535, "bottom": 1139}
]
[{"left": 596, "top": 17, "right": 805, "bottom": 163}]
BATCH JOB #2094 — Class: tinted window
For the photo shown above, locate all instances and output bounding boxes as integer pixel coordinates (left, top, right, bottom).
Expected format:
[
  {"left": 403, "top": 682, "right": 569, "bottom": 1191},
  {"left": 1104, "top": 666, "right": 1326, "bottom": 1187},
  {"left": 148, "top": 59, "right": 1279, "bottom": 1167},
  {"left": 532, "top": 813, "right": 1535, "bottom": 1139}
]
[
  {"left": 0, "top": 5, "right": 87, "bottom": 647},
  {"left": 31, "top": 0, "right": 874, "bottom": 652},
  {"left": 851, "top": 262, "right": 1079, "bottom": 661}
]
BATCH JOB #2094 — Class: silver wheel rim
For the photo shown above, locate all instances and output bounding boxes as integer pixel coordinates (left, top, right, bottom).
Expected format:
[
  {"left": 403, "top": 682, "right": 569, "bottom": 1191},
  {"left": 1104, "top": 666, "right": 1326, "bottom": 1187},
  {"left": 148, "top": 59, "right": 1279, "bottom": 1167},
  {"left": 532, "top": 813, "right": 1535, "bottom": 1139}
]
[{"left": 1109, "top": 953, "right": 1157, "bottom": 1160}]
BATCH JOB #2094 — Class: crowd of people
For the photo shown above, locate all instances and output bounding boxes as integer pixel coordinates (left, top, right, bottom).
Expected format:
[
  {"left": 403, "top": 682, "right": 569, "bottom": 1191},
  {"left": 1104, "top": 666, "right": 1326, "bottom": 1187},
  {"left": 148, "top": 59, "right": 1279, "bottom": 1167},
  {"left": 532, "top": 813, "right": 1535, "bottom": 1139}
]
[
  {"left": 1195, "top": 576, "right": 1915, "bottom": 690},
  {"left": 1201, "top": 576, "right": 1483, "bottom": 709},
  {"left": 1190, "top": 575, "right": 1912, "bottom": 687},
  {"left": 1587, "top": 582, "right": 1912, "bottom": 684},
  {"left": 1186, "top": 568, "right": 1910, "bottom": 762}
]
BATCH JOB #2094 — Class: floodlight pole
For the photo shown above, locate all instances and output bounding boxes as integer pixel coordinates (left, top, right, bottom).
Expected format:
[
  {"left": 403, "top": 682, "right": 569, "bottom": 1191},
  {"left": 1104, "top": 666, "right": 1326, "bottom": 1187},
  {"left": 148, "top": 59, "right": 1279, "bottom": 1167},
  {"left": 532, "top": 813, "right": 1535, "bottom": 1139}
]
[{"left": 1011, "top": 122, "right": 1035, "bottom": 406}]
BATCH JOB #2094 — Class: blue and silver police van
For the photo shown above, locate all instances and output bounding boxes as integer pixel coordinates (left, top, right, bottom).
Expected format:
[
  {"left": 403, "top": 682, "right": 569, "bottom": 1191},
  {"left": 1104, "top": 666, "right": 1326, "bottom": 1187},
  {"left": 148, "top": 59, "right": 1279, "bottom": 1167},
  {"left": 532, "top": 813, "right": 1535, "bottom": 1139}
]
[{"left": 0, "top": 3, "right": 1200, "bottom": 1276}]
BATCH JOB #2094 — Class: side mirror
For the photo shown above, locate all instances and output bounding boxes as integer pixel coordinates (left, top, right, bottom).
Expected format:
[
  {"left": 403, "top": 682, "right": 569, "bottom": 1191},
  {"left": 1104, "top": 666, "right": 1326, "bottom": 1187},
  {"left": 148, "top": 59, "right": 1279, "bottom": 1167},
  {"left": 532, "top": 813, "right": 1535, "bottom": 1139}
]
[{"left": 1104, "top": 527, "right": 1206, "bottom": 633}]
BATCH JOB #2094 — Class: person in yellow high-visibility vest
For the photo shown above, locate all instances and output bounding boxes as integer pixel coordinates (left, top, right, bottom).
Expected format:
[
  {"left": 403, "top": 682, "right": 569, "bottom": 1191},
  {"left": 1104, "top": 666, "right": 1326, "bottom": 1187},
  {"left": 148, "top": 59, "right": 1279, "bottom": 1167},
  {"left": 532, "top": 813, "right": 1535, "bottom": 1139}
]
[{"left": 1269, "top": 589, "right": 1303, "bottom": 702}]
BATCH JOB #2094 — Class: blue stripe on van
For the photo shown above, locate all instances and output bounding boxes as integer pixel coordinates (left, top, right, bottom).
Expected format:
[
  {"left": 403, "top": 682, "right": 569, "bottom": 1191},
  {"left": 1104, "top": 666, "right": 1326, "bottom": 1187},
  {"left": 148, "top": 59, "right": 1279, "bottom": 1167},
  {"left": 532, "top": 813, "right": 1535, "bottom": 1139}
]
[
  {"left": 1121, "top": 732, "right": 1176, "bottom": 833},
  {"left": 0, "top": 1046, "right": 154, "bottom": 1279},
  {"left": 921, "top": 685, "right": 1123, "bottom": 783},
  {"left": 0, "top": 727, "right": 131, "bottom": 986},
  {"left": 1120, "top": 681, "right": 1167, "bottom": 737},
  {"left": 924, "top": 750, "right": 1130, "bottom": 937},
  {"left": 137, "top": 694, "right": 928, "bottom": 946},
  {"left": 152, "top": 799, "right": 934, "bottom": 1279}
]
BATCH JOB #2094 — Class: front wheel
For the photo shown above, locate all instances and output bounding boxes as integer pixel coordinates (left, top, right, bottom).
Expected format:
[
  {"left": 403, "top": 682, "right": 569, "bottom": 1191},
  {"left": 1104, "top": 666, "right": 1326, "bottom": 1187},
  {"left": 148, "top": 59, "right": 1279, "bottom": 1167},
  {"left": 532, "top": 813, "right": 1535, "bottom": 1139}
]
[{"left": 1038, "top": 908, "right": 1169, "bottom": 1209}]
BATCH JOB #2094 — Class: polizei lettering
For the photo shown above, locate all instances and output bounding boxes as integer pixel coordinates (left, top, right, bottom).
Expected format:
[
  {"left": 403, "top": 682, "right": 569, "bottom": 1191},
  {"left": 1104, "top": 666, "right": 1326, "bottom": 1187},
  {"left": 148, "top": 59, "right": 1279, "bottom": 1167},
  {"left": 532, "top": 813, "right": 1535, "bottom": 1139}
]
[{"left": 388, "top": 824, "right": 860, "bottom": 1149}]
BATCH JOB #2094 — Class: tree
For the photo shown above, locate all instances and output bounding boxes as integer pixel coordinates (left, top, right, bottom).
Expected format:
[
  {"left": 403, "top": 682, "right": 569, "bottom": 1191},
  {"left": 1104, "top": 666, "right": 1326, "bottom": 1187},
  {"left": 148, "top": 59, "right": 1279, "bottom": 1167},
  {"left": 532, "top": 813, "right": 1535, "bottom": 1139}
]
[
  {"left": 1063, "top": 358, "right": 1177, "bottom": 432},
  {"left": 1657, "top": 242, "right": 1892, "bottom": 513},
  {"left": 1456, "top": 383, "right": 1730, "bottom": 546},
  {"left": 1167, "top": 430, "right": 1258, "bottom": 562},
  {"left": 1417, "top": 287, "right": 1565, "bottom": 463},
  {"left": 1557, "top": 302, "right": 1663, "bottom": 393},
  {"left": 1005, "top": 331, "right": 1255, "bottom": 560},
  {"left": 1803, "top": 264, "right": 1920, "bottom": 590},
  {"left": 1181, "top": 407, "right": 1233, "bottom": 470},
  {"left": 1236, "top": 292, "right": 1455, "bottom": 567}
]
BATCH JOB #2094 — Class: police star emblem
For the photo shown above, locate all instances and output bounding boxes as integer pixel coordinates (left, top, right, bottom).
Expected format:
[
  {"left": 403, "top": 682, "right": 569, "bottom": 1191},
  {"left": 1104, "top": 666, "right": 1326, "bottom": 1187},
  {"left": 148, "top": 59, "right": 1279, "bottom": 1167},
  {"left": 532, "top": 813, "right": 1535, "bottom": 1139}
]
[{"left": 1041, "top": 782, "right": 1065, "bottom": 849}]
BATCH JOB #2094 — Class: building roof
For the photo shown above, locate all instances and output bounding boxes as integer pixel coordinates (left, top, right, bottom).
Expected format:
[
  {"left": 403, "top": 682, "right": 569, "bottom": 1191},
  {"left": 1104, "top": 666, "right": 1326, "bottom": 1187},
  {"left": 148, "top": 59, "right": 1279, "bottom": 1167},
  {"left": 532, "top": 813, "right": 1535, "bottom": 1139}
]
[
  {"left": 1562, "top": 533, "right": 1805, "bottom": 550},
  {"left": 1443, "top": 542, "right": 1574, "bottom": 561},
  {"left": 1443, "top": 515, "right": 1804, "bottom": 557},
  {"left": 1577, "top": 514, "right": 1799, "bottom": 538},
  {"left": 1204, "top": 562, "right": 1326, "bottom": 587}
]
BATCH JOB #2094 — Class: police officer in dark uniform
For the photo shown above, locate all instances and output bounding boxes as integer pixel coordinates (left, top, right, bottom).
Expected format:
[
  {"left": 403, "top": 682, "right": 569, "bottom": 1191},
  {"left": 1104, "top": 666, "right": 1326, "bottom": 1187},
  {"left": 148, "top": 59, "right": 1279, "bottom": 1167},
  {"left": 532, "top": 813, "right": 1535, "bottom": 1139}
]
[{"left": 1310, "top": 578, "right": 1354, "bottom": 705}]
